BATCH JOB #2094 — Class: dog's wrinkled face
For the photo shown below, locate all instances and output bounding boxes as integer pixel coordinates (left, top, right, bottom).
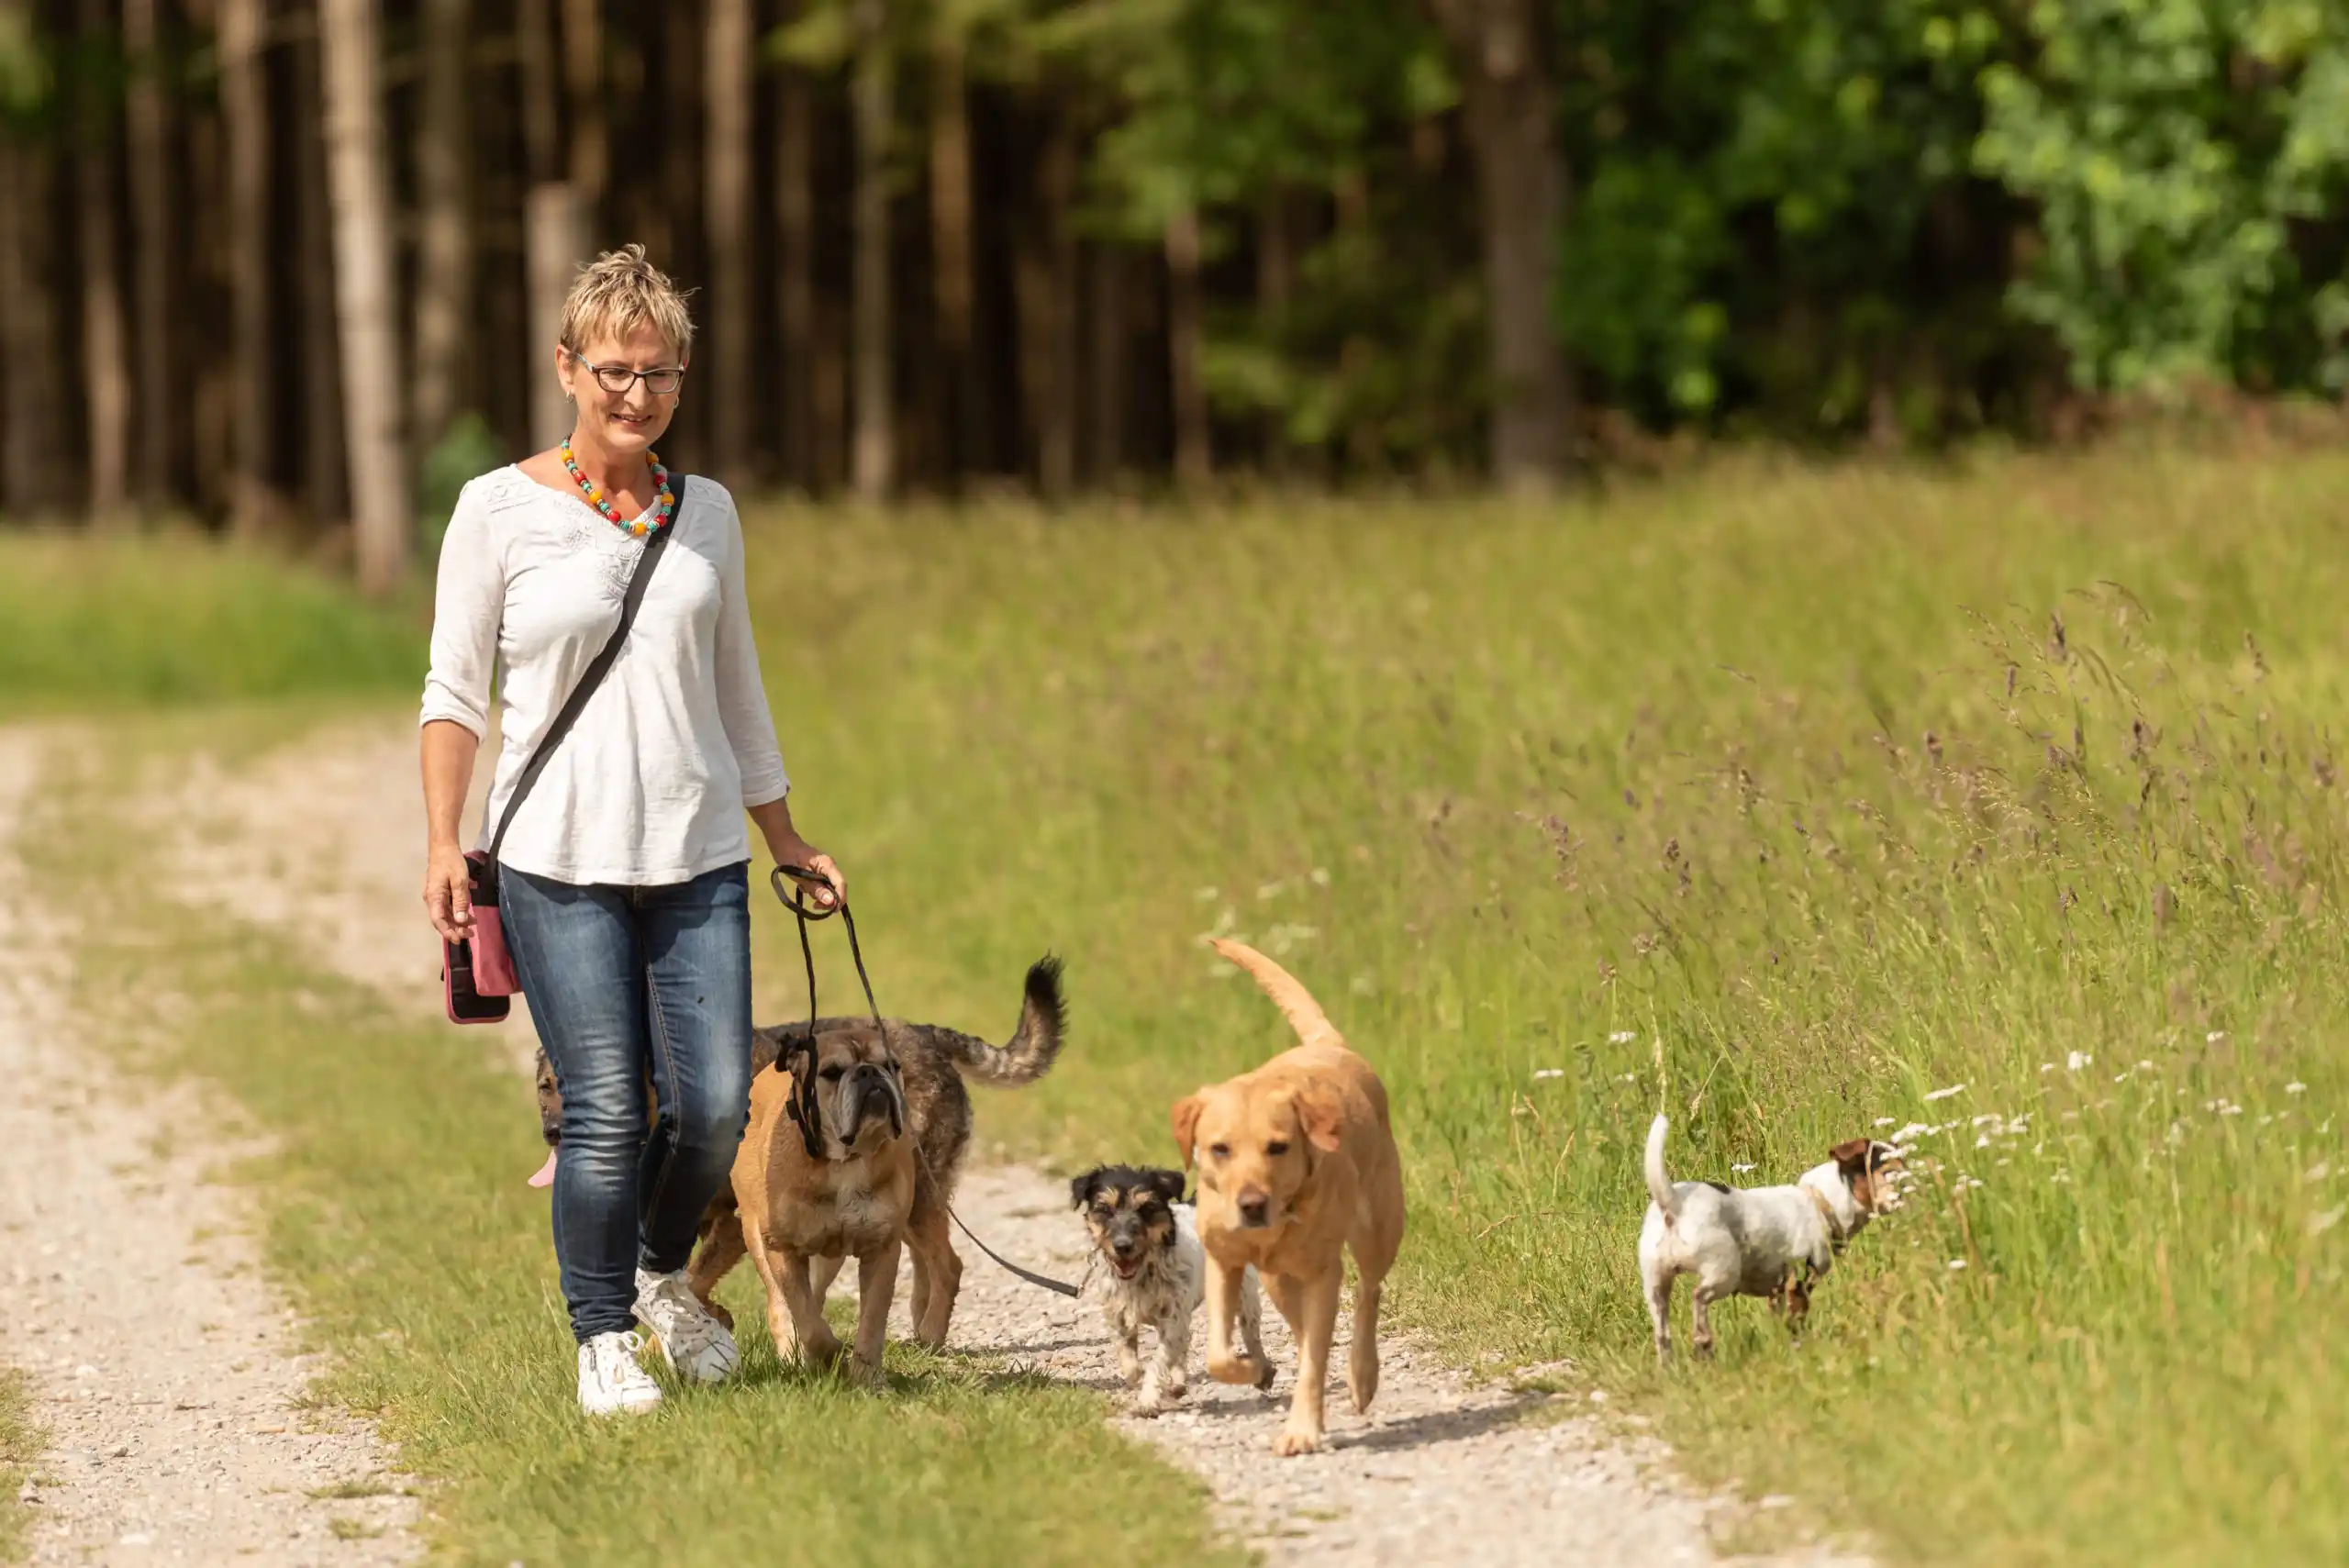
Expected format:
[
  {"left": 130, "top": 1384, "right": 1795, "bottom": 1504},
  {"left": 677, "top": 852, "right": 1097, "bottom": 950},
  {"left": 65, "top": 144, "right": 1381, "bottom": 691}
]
[
  {"left": 1828, "top": 1138, "right": 1906, "bottom": 1223},
  {"left": 805, "top": 1029, "right": 907, "bottom": 1156},
  {"left": 1172, "top": 1079, "right": 1343, "bottom": 1231},
  {"left": 1070, "top": 1165, "right": 1186, "bottom": 1279}
]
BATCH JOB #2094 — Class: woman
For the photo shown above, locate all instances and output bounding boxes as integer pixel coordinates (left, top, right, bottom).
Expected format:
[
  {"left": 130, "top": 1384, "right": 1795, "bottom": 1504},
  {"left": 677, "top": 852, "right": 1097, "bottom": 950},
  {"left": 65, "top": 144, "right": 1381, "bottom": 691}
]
[{"left": 418, "top": 245, "right": 841, "bottom": 1416}]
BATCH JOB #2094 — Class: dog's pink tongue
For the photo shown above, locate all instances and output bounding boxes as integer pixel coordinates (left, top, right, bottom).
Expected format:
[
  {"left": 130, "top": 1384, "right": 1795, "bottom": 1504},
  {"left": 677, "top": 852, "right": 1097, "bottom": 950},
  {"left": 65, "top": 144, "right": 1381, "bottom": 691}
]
[{"left": 527, "top": 1150, "right": 559, "bottom": 1189}]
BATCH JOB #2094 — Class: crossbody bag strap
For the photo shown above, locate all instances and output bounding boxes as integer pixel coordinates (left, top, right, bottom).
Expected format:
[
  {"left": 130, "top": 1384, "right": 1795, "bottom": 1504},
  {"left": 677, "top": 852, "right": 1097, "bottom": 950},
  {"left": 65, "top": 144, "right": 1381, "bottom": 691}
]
[{"left": 480, "top": 475, "right": 689, "bottom": 890}]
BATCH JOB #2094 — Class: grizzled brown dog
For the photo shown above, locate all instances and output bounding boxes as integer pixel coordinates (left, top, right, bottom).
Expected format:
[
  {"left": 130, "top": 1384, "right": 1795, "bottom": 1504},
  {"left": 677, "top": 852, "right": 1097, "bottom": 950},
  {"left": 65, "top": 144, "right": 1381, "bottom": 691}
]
[{"left": 530, "top": 956, "right": 1066, "bottom": 1348}]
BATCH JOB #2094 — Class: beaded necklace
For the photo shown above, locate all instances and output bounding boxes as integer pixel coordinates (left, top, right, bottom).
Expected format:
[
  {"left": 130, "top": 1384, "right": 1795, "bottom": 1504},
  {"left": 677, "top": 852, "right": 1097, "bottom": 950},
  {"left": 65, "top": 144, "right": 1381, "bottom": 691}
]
[{"left": 560, "top": 440, "right": 677, "bottom": 539}]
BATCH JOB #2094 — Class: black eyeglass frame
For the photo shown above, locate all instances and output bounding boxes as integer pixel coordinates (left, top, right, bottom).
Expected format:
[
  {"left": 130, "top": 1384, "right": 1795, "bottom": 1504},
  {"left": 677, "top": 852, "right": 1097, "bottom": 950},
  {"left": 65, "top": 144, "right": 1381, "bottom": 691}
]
[{"left": 564, "top": 347, "right": 686, "bottom": 397}]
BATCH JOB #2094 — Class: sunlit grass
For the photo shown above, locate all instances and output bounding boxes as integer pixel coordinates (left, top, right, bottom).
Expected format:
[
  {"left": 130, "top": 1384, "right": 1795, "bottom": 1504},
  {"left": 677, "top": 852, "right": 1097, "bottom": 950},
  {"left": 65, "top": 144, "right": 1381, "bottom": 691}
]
[
  {"left": 0, "top": 1367, "right": 37, "bottom": 1562},
  {"left": 738, "top": 447, "right": 2349, "bottom": 1566}
]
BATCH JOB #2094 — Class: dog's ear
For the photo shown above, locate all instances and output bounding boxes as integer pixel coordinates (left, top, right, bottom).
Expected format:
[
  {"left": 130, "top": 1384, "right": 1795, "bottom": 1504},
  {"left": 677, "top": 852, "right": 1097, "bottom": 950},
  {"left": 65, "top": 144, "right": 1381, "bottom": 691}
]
[
  {"left": 1867, "top": 1140, "right": 1902, "bottom": 1173},
  {"left": 1296, "top": 1083, "right": 1346, "bottom": 1154},
  {"left": 1829, "top": 1138, "right": 1873, "bottom": 1173},
  {"left": 1171, "top": 1093, "right": 1205, "bottom": 1168},
  {"left": 1069, "top": 1167, "right": 1104, "bottom": 1210},
  {"left": 1146, "top": 1168, "right": 1186, "bottom": 1205}
]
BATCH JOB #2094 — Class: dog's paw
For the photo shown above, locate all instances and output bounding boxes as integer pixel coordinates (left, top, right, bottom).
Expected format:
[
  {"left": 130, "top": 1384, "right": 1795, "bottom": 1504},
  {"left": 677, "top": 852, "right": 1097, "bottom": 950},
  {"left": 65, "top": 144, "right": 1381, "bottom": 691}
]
[
  {"left": 1255, "top": 1361, "right": 1277, "bottom": 1393},
  {"left": 1273, "top": 1426, "right": 1322, "bottom": 1458},
  {"left": 1208, "top": 1351, "right": 1268, "bottom": 1387},
  {"left": 1131, "top": 1394, "right": 1166, "bottom": 1418}
]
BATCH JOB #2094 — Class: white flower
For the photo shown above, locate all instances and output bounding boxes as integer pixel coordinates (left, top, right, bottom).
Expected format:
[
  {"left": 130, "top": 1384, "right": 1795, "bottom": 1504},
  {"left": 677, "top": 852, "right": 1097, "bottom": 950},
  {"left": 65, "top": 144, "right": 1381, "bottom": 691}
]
[
  {"left": 2066, "top": 1051, "right": 2092, "bottom": 1072},
  {"left": 1875, "top": 1118, "right": 1897, "bottom": 1129},
  {"left": 1618, "top": 1072, "right": 1640, "bottom": 1084},
  {"left": 2220, "top": 1105, "right": 2243, "bottom": 1118},
  {"left": 1732, "top": 1163, "right": 1757, "bottom": 1174},
  {"left": 1924, "top": 1084, "right": 1966, "bottom": 1103},
  {"left": 1609, "top": 1030, "right": 1638, "bottom": 1045},
  {"left": 2287, "top": 1082, "right": 2308, "bottom": 1095},
  {"left": 1893, "top": 1121, "right": 1932, "bottom": 1142},
  {"left": 2207, "top": 1030, "right": 2228, "bottom": 1044},
  {"left": 1976, "top": 1135, "right": 1992, "bottom": 1149},
  {"left": 1532, "top": 1068, "right": 1564, "bottom": 1082},
  {"left": 2114, "top": 1073, "right": 2131, "bottom": 1084},
  {"left": 1310, "top": 867, "right": 1331, "bottom": 887},
  {"left": 2137, "top": 1060, "right": 2154, "bottom": 1071},
  {"left": 1947, "top": 1259, "right": 1969, "bottom": 1271},
  {"left": 1972, "top": 1114, "right": 2001, "bottom": 1128},
  {"left": 2039, "top": 1063, "right": 2054, "bottom": 1074}
]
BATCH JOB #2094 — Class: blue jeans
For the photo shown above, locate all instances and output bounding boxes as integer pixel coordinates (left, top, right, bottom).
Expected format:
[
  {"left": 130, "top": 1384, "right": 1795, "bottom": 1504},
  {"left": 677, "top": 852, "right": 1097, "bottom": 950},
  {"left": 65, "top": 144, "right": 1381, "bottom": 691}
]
[{"left": 500, "top": 861, "right": 753, "bottom": 1342}]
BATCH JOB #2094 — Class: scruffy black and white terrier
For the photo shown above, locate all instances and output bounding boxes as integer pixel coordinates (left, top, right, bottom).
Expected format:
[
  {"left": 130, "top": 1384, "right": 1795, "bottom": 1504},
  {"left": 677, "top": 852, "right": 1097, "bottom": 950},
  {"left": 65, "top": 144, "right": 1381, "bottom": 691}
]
[
  {"left": 1640, "top": 1115, "right": 1902, "bottom": 1362},
  {"left": 1070, "top": 1164, "right": 1274, "bottom": 1414}
]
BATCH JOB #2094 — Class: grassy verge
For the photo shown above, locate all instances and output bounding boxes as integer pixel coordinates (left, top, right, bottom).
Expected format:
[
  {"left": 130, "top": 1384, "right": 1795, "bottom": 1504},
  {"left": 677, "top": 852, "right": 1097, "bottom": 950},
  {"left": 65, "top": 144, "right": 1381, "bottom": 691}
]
[
  {"left": 0, "top": 1368, "right": 36, "bottom": 1563},
  {"left": 28, "top": 731, "right": 1239, "bottom": 1568},
  {"left": 733, "top": 449, "right": 2349, "bottom": 1566},
  {"left": 0, "top": 532, "right": 421, "bottom": 717}
]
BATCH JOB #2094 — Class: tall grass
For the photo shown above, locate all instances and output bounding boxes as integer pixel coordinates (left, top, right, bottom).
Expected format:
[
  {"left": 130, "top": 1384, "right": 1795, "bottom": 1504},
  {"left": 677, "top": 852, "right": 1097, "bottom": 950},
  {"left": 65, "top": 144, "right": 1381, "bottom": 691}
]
[
  {"left": 0, "top": 532, "right": 421, "bottom": 715},
  {"left": 740, "top": 449, "right": 2349, "bottom": 1566}
]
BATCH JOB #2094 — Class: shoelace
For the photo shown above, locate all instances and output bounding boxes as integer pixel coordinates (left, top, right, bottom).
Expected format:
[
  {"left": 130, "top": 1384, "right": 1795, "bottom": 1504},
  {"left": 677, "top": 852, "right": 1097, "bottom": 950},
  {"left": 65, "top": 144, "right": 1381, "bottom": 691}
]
[
  {"left": 641, "top": 1279, "right": 722, "bottom": 1351},
  {"left": 593, "top": 1330, "right": 651, "bottom": 1383}
]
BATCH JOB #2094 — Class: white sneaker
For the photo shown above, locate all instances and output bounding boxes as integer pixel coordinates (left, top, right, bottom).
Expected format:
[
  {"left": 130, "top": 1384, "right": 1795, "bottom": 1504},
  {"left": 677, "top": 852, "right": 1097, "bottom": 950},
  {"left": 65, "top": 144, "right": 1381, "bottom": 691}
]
[
  {"left": 632, "top": 1267, "right": 740, "bottom": 1385},
  {"left": 576, "top": 1330, "right": 663, "bottom": 1417}
]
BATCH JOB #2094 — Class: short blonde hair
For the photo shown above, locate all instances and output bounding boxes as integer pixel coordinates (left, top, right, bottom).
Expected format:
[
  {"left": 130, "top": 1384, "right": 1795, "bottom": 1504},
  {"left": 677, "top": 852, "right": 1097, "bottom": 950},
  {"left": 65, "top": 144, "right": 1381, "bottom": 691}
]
[{"left": 560, "top": 244, "right": 696, "bottom": 361}]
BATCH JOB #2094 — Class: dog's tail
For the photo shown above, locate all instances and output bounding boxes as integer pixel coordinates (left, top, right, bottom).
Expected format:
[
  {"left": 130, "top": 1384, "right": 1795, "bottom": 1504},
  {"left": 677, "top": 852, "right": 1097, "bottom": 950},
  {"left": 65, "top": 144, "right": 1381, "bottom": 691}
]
[
  {"left": 908, "top": 955, "right": 1067, "bottom": 1085},
  {"left": 1211, "top": 939, "right": 1345, "bottom": 1051},
  {"left": 1645, "top": 1115, "right": 1677, "bottom": 1224}
]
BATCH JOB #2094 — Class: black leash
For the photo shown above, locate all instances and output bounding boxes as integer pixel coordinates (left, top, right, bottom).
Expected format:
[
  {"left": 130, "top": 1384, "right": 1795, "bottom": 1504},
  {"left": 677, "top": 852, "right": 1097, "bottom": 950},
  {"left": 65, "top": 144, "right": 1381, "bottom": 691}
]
[{"left": 769, "top": 866, "right": 1081, "bottom": 1299}]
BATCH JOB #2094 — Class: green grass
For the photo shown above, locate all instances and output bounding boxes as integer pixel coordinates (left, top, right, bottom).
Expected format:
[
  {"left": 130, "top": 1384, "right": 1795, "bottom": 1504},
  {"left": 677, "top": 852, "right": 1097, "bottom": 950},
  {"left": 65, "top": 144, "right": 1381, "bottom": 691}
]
[
  {"left": 726, "top": 448, "right": 2349, "bottom": 1567},
  {"left": 0, "top": 531, "right": 421, "bottom": 716},
  {"left": 24, "top": 733, "right": 1240, "bottom": 1568},
  {"left": 0, "top": 1367, "right": 37, "bottom": 1562}
]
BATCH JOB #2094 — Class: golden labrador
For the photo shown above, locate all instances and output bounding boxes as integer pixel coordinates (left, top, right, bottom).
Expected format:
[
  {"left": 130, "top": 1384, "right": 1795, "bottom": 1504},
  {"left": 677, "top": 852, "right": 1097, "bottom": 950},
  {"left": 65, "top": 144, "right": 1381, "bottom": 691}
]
[{"left": 1171, "top": 938, "right": 1405, "bottom": 1455}]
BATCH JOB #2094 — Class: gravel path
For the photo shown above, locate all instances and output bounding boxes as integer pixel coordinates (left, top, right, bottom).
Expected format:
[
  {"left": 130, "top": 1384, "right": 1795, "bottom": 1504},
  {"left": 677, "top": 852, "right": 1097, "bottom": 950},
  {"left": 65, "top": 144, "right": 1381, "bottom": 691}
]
[
  {"left": 152, "top": 712, "right": 1865, "bottom": 1567},
  {"left": 0, "top": 728, "right": 421, "bottom": 1566}
]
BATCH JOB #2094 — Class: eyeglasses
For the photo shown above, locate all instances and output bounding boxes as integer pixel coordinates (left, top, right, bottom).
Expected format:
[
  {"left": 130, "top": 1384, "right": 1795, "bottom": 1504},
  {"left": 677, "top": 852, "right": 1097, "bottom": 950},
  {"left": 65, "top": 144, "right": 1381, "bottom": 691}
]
[{"left": 565, "top": 349, "right": 685, "bottom": 396}]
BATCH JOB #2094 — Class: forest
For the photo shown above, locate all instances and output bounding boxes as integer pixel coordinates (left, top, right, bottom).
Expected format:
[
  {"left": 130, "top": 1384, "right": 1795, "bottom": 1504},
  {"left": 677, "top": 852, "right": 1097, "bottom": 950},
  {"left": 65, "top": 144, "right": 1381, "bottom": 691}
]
[{"left": 0, "top": 0, "right": 2346, "bottom": 592}]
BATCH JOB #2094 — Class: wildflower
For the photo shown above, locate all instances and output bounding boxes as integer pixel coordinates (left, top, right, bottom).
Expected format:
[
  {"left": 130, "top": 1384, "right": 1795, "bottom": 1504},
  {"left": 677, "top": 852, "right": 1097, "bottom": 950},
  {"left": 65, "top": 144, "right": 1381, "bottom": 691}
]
[
  {"left": 2166, "top": 1122, "right": 2186, "bottom": 1145},
  {"left": 1608, "top": 1030, "right": 1637, "bottom": 1045},
  {"left": 2113, "top": 1073, "right": 2130, "bottom": 1084},
  {"left": 1947, "top": 1259, "right": 1968, "bottom": 1271},
  {"left": 1875, "top": 1118, "right": 1896, "bottom": 1129},
  {"left": 1976, "top": 1135, "right": 1992, "bottom": 1149},
  {"left": 2311, "top": 1207, "right": 2344, "bottom": 1237},
  {"left": 2307, "top": 1162, "right": 2332, "bottom": 1184},
  {"left": 1732, "top": 1163, "right": 1757, "bottom": 1174},
  {"left": 1310, "top": 867, "right": 1331, "bottom": 887},
  {"left": 2208, "top": 1030, "right": 2228, "bottom": 1044},
  {"left": 2039, "top": 1063, "right": 2054, "bottom": 1074},
  {"left": 1264, "top": 922, "right": 1319, "bottom": 956},
  {"left": 2221, "top": 1105, "right": 2243, "bottom": 1118},
  {"left": 1972, "top": 1114, "right": 2002, "bottom": 1128},
  {"left": 1533, "top": 1069, "right": 1564, "bottom": 1083},
  {"left": 2287, "top": 1082, "right": 2309, "bottom": 1095},
  {"left": 2066, "top": 1051, "right": 2092, "bottom": 1072},
  {"left": 2137, "top": 1060, "right": 2154, "bottom": 1071},
  {"left": 1924, "top": 1084, "right": 1966, "bottom": 1103},
  {"left": 1893, "top": 1121, "right": 1932, "bottom": 1143}
]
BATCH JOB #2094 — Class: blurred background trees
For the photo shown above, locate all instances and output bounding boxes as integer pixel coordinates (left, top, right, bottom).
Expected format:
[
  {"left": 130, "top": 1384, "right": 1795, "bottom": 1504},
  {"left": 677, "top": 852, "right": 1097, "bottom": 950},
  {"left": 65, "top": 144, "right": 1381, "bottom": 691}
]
[{"left": 0, "top": 0, "right": 2346, "bottom": 577}]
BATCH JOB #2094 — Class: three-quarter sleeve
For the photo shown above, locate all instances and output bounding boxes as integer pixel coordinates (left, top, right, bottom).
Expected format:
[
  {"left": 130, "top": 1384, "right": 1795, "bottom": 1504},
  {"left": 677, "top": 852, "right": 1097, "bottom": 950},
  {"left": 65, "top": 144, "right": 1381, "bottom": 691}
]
[
  {"left": 418, "top": 480, "right": 504, "bottom": 739},
  {"left": 710, "top": 489, "right": 791, "bottom": 807}
]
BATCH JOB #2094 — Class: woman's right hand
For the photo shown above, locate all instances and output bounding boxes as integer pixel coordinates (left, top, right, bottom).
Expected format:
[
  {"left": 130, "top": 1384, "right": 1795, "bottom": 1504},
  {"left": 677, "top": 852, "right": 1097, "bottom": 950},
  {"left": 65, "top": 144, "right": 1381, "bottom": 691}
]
[{"left": 424, "top": 843, "right": 476, "bottom": 944}]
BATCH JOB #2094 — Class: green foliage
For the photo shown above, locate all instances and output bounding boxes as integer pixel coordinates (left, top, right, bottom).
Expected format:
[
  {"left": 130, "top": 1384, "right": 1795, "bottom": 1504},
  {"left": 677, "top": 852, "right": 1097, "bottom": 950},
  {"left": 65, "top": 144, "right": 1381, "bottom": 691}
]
[
  {"left": 417, "top": 413, "right": 507, "bottom": 564},
  {"left": 1976, "top": 0, "right": 2349, "bottom": 395}
]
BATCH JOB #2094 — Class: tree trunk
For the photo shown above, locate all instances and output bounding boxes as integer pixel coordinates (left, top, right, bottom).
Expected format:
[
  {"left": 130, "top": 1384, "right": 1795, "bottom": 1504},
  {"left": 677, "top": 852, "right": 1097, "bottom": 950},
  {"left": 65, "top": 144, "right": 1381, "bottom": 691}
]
[
  {"left": 413, "top": 0, "right": 473, "bottom": 460},
  {"left": 1428, "top": 0, "right": 1575, "bottom": 489},
  {"left": 774, "top": 48, "right": 815, "bottom": 487},
  {"left": 122, "top": 0, "right": 181, "bottom": 506},
  {"left": 318, "top": 0, "right": 411, "bottom": 595},
  {"left": 1085, "top": 244, "right": 1127, "bottom": 484},
  {"left": 1164, "top": 205, "right": 1210, "bottom": 490},
  {"left": 562, "top": 0, "right": 607, "bottom": 230},
  {"left": 1257, "top": 192, "right": 1296, "bottom": 477},
  {"left": 77, "top": 0, "right": 131, "bottom": 517},
  {"left": 219, "top": 0, "right": 284, "bottom": 536},
  {"left": 519, "top": 0, "right": 576, "bottom": 448},
  {"left": 929, "top": 28, "right": 972, "bottom": 484},
  {"left": 704, "top": 0, "right": 752, "bottom": 476},
  {"left": 0, "top": 87, "right": 66, "bottom": 513},
  {"left": 850, "top": 0, "right": 894, "bottom": 500},
  {"left": 293, "top": 14, "right": 347, "bottom": 529},
  {"left": 1015, "top": 117, "right": 1075, "bottom": 496}
]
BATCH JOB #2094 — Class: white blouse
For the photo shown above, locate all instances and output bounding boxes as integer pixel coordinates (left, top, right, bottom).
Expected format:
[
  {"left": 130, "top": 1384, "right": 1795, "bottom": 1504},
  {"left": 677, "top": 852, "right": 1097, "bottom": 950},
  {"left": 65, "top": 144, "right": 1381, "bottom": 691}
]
[{"left": 419, "top": 464, "right": 790, "bottom": 885}]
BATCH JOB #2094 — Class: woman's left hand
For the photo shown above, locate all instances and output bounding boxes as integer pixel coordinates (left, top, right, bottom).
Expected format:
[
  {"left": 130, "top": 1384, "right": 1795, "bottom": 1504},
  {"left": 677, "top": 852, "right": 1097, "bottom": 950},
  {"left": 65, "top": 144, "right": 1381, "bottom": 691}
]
[{"left": 774, "top": 837, "right": 843, "bottom": 912}]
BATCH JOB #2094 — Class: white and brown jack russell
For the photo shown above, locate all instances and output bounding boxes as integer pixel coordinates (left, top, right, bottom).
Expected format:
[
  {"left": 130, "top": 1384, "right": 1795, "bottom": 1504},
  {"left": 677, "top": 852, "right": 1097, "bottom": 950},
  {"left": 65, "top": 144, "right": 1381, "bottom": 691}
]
[{"left": 1640, "top": 1115, "right": 1902, "bottom": 1361}]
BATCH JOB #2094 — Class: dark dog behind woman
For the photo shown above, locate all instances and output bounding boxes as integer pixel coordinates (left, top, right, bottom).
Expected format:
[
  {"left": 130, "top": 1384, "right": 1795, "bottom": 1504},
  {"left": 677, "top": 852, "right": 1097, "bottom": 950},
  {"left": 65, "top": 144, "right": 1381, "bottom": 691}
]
[{"left": 417, "top": 245, "right": 844, "bottom": 1418}]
